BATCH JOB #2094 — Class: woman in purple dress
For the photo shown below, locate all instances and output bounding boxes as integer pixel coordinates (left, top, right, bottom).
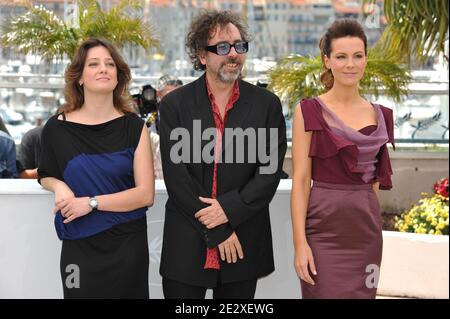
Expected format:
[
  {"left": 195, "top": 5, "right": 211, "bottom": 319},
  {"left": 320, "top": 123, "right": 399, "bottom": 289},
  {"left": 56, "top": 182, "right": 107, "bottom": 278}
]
[{"left": 290, "top": 19, "right": 395, "bottom": 299}]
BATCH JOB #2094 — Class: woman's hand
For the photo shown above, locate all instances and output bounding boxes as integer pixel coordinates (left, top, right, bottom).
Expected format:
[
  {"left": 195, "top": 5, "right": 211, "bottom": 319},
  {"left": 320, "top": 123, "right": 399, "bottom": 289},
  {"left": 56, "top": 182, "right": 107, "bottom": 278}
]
[
  {"left": 53, "top": 182, "right": 75, "bottom": 210},
  {"left": 55, "top": 197, "right": 93, "bottom": 224},
  {"left": 372, "top": 182, "right": 380, "bottom": 197},
  {"left": 294, "top": 241, "right": 317, "bottom": 286}
]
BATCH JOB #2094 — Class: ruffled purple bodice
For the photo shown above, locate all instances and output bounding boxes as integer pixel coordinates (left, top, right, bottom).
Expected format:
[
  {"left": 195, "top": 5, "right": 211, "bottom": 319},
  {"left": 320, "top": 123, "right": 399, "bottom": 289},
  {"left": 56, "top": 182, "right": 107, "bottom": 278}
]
[
  {"left": 298, "top": 97, "right": 395, "bottom": 189},
  {"left": 315, "top": 97, "right": 389, "bottom": 183}
]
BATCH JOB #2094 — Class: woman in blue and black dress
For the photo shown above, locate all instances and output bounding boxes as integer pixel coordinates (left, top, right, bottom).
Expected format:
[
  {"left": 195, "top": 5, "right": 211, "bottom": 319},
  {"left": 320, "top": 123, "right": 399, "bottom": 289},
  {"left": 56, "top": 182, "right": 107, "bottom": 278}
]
[{"left": 38, "top": 38, "right": 154, "bottom": 298}]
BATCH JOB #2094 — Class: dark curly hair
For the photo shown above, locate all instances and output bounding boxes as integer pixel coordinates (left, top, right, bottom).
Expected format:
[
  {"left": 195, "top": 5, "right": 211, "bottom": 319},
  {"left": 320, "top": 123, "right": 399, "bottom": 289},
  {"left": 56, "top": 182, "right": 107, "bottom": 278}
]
[
  {"left": 186, "top": 10, "right": 251, "bottom": 71},
  {"left": 319, "top": 19, "right": 367, "bottom": 90}
]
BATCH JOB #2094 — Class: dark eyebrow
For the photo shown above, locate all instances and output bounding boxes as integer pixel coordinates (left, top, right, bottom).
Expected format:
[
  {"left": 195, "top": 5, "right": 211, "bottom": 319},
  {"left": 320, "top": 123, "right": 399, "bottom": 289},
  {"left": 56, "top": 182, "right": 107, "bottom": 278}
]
[
  {"left": 212, "top": 39, "right": 243, "bottom": 45},
  {"left": 86, "top": 57, "right": 114, "bottom": 61},
  {"left": 335, "top": 51, "right": 365, "bottom": 55}
]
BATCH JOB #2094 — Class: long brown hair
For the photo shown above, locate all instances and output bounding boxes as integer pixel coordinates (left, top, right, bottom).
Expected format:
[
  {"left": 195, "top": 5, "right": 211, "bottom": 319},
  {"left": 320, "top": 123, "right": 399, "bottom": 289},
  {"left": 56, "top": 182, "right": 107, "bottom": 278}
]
[
  {"left": 319, "top": 19, "right": 368, "bottom": 90},
  {"left": 62, "top": 38, "right": 133, "bottom": 113}
]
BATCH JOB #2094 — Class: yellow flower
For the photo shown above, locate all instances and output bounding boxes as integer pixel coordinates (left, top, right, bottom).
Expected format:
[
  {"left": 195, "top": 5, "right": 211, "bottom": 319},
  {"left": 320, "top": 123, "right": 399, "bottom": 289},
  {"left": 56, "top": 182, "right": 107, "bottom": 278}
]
[{"left": 395, "top": 189, "right": 449, "bottom": 235}]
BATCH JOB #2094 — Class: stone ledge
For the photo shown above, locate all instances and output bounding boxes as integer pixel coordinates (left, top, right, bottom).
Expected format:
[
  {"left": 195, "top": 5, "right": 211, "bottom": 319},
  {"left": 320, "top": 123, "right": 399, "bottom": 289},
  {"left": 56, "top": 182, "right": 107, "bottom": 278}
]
[{"left": 378, "top": 231, "right": 449, "bottom": 299}]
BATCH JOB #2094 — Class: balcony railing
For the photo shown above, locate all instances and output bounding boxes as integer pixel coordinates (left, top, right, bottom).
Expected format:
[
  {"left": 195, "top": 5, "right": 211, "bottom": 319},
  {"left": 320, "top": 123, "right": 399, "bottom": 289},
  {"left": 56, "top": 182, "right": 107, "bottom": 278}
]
[{"left": 1, "top": 73, "right": 448, "bottom": 145}]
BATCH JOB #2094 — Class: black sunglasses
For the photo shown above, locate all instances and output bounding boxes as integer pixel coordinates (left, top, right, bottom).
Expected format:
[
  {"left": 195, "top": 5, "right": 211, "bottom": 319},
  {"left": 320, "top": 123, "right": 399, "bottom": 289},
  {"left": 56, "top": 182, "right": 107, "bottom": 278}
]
[{"left": 205, "top": 41, "right": 249, "bottom": 56}]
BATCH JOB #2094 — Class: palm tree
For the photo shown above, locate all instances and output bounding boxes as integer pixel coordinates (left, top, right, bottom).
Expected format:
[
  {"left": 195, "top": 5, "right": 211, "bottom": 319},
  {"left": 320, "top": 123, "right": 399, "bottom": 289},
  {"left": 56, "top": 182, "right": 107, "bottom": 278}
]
[
  {"left": 0, "top": 0, "right": 159, "bottom": 61},
  {"left": 364, "top": 0, "right": 449, "bottom": 65},
  {"left": 268, "top": 47, "right": 411, "bottom": 110}
]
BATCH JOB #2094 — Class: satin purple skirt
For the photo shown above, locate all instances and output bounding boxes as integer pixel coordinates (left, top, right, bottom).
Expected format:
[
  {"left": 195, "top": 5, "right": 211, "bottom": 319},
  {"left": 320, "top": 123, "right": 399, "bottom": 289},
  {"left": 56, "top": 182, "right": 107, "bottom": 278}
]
[{"left": 300, "top": 181, "right": 383, "bottom": 299}]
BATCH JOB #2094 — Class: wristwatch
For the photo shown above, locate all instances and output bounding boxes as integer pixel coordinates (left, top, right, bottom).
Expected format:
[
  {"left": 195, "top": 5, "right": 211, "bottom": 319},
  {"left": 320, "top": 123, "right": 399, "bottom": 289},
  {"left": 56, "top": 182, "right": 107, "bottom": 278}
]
[{"left": 88, "top": 196, "right": 98, "bottom": 211}]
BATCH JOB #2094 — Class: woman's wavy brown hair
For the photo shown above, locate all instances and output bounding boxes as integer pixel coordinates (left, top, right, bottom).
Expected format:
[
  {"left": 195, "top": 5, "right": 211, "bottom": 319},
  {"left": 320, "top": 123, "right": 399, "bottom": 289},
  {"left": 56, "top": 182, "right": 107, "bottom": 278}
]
[
  {"left": 186, "top": 10, "right": 251, "bottom": 71},
  {"left": 62, "top": 38, "right": 133, "bottom": 113},
  {"left": 319, "top": 19, "right": 367, "bottom": 90}
]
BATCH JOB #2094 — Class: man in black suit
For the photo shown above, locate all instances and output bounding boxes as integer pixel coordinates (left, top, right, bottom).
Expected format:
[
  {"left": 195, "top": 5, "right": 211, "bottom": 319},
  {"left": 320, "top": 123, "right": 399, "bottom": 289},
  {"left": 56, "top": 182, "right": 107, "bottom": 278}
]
[{"left": 159, "top": 10, "right": 287, "bottom": 299}]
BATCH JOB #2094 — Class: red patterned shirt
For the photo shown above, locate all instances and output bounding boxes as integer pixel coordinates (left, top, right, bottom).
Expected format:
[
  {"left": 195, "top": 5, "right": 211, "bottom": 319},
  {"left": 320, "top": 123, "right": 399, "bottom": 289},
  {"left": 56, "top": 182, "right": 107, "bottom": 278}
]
[{"left": 203, "top": 77, "right": 240, "bottom": 270}]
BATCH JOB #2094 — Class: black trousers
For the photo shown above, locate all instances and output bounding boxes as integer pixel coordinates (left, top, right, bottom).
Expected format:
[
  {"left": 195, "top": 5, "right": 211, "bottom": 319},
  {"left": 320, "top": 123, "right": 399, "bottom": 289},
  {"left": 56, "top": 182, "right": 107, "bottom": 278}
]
[{"left": 162, "top": 277, "right": 258, "bottom": 299}]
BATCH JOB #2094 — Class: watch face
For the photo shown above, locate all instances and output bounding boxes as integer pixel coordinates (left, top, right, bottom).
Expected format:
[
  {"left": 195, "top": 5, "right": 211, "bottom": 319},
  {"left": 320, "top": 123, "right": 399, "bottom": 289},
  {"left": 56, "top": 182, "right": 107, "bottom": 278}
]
[{"left": 89, "top": 198, "right": 97, "bottom": 208}]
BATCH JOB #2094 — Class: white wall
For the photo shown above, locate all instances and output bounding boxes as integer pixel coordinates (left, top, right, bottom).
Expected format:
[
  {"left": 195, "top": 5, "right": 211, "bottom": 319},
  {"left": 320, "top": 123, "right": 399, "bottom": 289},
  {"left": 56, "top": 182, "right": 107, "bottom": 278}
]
[
  {"left": 282, "top": 150, "right": 450, "bottom": 213},
  {"left": 0, "top": 179, "right": 448, "bottom": 299},
  {"left": 0, "top": 179, "right": 298, "bottom": 299},
  {"left": 378, "top": 231, "right": 449, "bottom": 299}
]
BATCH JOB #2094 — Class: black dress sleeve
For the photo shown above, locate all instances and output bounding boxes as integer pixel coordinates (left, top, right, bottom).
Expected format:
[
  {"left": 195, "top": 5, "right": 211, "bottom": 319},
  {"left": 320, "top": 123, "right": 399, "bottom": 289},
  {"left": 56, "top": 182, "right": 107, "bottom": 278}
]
[
  {"left": 127, "top": 113, "right": 146, "bottom": 149},
  {"left": 37, "top": 117, "right": 62, "bottom": 183}
]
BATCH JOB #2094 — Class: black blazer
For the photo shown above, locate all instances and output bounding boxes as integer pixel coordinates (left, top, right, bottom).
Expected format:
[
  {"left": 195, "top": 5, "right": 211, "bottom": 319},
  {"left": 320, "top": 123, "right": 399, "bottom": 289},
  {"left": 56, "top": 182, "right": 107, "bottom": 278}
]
[{"left": 159, "top": 74, "right": 287, "bottom": 287}]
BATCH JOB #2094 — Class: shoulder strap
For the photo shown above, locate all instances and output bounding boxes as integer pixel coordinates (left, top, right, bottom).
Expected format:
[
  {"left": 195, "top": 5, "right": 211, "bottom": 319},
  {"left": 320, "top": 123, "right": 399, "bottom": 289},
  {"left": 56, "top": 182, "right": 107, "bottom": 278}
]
[{"left": 299, "top": 98, "right": 323, "bottom": 132}]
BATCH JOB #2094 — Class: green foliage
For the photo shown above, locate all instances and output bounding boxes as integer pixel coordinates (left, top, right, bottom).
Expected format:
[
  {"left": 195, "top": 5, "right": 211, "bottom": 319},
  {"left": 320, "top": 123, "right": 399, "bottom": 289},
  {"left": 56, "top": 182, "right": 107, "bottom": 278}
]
[
  {"left": 0, "top": 0, "right": 159, "bottom": 61},
  {"left": 359, "top": 48, "right": 410, "bottom": 103},
  {"left": 364, "top": 0, "right": 449, "bottom": 65},
  {"left": 268, "top": 48, "right": 411, "bottom": 110},
  {"left": 395, "top": 178, "right": 449, "bottom": 235},
  {"left": 0, "top": 3, "right": 74, "bottom": 60},
  {"left": 267, "top": 55, "right": 323, "bottom": 108},
  {"left": 395, "top": 194, "right": 449, "bottom": 235}
]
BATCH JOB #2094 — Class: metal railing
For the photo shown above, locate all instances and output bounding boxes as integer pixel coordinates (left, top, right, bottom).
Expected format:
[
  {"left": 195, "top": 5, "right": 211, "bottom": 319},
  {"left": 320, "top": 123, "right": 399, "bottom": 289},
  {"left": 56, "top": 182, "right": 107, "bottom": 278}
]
[{"left": 1, "top": 74, "right": 448, "bottom": 145}]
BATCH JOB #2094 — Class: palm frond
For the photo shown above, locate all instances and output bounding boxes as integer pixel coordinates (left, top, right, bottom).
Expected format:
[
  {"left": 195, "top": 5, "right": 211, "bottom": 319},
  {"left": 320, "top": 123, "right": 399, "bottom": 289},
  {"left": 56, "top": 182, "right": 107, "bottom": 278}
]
[
  {"left": 0, "top": 2, "right": 78, "bottom": 60},
  {"left": 267, "top": 55, "right": 324, "bottom": 108},
  {"left": 1, "top": 0, "right": 159, "bottom": 62},
  {"left": 360, "top": 48, "right": 411, "bottom": 102},
  {"left": 78, "top": 0, "right": 159, "bottom": 51},
  {"left": 268, "top": 48, "right": 411, "bottom": 111},
  {"left": 363, "top": 0, "right": 449, "bottom": 65}
]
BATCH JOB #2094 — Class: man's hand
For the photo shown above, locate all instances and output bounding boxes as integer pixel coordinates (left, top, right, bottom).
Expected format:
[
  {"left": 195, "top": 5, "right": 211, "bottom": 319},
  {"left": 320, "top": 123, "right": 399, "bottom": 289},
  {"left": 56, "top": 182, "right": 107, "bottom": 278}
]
[
  {"left": 218, "top": 232, "right": 244, "bottom": 263},
  {"left": 194, "top": 196, "right": 229, "bottom": 229}
]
